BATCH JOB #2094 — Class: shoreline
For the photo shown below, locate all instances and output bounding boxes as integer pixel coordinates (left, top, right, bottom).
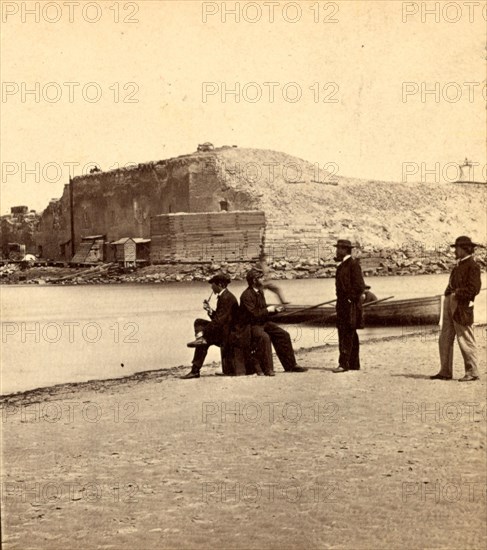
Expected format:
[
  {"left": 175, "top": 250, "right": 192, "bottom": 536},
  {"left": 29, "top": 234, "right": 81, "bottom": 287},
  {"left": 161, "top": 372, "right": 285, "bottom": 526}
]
[
  {"left": 1, "top": 327, "right": 482, "bottom": 403},
  {"left": 0, "top": 270, "right": 462, "bottom": 290},
  {"left": 1, "top": 252, "right": 485, "bottom": 285},
  {"left": 2, "top": 332, "right": 486, "bottom": 550}
]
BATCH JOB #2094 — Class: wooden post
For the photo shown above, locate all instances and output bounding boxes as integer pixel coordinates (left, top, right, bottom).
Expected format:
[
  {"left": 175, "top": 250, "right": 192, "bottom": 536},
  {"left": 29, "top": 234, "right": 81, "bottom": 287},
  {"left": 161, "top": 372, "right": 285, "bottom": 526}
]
[{"left": 69, "top": 176, "right": 75, "bottom": 258}]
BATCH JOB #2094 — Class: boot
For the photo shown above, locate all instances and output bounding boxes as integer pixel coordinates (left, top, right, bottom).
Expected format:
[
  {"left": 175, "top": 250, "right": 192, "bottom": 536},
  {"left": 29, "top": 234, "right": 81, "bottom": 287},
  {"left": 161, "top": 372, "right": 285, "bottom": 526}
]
[{"left": 181, "top": 368, "right": 200, "bottom": 379}]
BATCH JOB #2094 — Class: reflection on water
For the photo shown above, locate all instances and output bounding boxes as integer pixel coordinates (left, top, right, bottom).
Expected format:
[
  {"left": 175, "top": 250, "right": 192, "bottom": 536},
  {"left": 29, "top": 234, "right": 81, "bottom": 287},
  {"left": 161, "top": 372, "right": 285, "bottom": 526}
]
[{"left": 1, "top": 274, "right": 486, "bottom": 394}]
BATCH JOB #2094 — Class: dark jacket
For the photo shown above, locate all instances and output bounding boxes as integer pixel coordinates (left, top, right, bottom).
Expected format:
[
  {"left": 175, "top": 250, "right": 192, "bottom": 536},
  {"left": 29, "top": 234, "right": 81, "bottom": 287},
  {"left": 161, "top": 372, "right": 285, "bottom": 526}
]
[
  {"left": 239, "top": 287, "right": 269, "bottom": 326},
  {"left": 204, "top": 288, "right": 239, "bottom": 341},
  {"left": 445, "top": 256, "right": 481, "bottom": 326},
  {"left": 335, "top": 257, "right": 366, "bottom": 328}
]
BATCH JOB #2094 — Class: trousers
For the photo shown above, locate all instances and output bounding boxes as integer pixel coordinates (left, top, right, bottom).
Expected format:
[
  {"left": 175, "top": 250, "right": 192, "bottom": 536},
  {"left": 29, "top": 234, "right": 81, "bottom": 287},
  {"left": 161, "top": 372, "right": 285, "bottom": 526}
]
[
  {"left": 191, "top": 318, "right": 224, "bottom": 371},
  {"left": 438, "top": 295, "right": 478, "bottom": 378},
  {"left": 337, "top": 321, "right": 360, "bottom": 370},
  {"left": 250, "top": 322, "right": 297, "bottom": 374}
]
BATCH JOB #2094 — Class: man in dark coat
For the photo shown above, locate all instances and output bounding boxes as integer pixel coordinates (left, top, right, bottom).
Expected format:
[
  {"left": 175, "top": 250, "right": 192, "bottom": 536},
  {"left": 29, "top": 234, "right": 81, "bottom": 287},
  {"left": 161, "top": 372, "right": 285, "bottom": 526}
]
[
  {"left": 240, "top": 268, "right": 308, "bottom": 376},
  {"left": 431, "top": 236, "right": 482, "bottom": 382},
  {"left": 361, "top": 285, "right": 378, "bottom": 305},
  {"left": 181, "top": 272, "right": 239, "bottom": 379},
  {"left": 333, "top": 239, "right": 366, "bottom": 372}
]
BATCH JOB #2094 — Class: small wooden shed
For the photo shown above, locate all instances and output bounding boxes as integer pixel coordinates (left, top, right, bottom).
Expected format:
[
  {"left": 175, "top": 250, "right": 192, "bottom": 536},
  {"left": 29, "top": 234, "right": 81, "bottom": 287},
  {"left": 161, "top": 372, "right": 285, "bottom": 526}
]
[
  {"left": 70, "top": 235, "right": 105, "bottom": 265},
  {"left": 111, "top": 237, "right": 150, "bottom": 267}
]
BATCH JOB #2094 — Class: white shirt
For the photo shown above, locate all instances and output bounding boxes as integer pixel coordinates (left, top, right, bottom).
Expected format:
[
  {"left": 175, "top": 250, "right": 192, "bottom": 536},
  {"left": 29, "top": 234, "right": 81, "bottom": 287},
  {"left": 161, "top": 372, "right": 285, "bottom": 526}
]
[
  {"left": 215, "top": 288, "right": 226, "bottom": 300},
  {"left": 340, "top": 254, "right": 351, "bottom": 265}
]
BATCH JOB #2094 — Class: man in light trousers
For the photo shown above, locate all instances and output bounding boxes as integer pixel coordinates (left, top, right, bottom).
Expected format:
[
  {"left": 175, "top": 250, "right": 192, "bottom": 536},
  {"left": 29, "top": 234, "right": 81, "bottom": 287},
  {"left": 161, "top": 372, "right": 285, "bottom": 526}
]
[{"left": 431, "top": 236, "right": 482, "bottom": 382}]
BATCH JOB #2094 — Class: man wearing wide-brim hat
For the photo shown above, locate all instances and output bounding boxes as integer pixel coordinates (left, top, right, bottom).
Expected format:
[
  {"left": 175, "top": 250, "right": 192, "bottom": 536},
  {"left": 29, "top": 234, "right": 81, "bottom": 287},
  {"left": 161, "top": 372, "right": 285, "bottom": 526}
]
[
  {"left": 431, "top": 236, "right": 482, "bottom": 382},
  {"left": 332, "top": 239, "right": 366, "bottom": 372}
]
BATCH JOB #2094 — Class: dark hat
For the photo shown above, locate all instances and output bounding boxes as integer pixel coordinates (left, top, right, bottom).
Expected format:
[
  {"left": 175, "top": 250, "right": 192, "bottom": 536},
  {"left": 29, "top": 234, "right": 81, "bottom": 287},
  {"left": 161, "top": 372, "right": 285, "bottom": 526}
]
[
  {"left": 208, "top": 272, "right": 231, "bottom": 286},
  {"left": 248, "top": 267, "right": 264, "bottom": 277},
  {"left": 450, "top": 236, "right": 479, "bottom": 248},
  {"left": 246, "top": 268, "right": 264, "bottom": 284},
  {"left": 333, "top": 239, "right": 354, "bottom": 248}
]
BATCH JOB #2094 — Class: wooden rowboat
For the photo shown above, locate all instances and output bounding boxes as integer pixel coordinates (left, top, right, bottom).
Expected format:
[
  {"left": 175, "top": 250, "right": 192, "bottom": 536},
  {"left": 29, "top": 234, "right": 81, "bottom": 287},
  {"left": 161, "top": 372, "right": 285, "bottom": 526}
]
[{"left": 272, "top": 295, "right": 442, "bottom": 326}]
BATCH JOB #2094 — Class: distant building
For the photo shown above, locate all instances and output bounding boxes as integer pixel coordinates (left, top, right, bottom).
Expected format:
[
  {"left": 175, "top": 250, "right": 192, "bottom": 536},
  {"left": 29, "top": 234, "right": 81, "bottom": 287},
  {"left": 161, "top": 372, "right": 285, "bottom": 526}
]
[
  {"left": 0, "top": 206, "right": 39, "bottom": 258},
  {"left": 455, "top": 158, "right": 487, "bottom": 184},
  {"left": 11, "top": 205, "right": 28, "bottom": 216}
]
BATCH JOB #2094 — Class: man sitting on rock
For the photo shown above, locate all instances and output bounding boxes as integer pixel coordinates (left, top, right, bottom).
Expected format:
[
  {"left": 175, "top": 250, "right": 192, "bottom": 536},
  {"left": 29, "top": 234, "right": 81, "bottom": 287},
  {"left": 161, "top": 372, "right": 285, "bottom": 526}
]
[
  {"left": 239, "top": 268, "right": 308, "bottom": 376},
  {"left": 181, "top": 272, "right": 239, "bottom": 379}
]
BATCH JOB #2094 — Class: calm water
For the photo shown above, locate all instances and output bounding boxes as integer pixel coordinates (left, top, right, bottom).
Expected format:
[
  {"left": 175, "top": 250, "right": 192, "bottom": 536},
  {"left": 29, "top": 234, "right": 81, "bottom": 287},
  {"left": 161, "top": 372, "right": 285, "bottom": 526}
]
[{"left": 1, "top": 274, "right": 486, "bottom": 394}]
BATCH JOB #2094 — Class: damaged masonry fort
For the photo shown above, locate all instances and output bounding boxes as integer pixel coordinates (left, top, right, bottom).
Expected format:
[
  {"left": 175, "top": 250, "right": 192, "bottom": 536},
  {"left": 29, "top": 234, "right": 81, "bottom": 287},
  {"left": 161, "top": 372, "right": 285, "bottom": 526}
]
[{"left": 1, "top": 145, "right": 486, "bottom": 283}]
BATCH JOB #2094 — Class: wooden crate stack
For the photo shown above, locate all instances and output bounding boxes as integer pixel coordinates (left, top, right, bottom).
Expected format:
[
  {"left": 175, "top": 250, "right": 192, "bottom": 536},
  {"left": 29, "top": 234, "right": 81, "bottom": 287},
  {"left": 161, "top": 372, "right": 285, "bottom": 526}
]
[{"left": 150, "top": 211, "right": 265, "bottom": 263}]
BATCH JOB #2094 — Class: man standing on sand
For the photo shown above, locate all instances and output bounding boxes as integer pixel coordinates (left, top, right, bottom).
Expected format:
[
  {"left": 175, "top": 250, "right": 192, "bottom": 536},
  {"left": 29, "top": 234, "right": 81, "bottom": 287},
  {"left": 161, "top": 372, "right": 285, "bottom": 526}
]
[
  {"left": 240, "top": 268, "right": 308, "bottom": 376},
  {"left": 431, "top": 236, "right": 482, "bottom": 382},
  {"left": 181, "top": 272, "right": 239, "bottom": 379},
  {"left": 332, "top": 239, "right": 366, "bottom": 373}
]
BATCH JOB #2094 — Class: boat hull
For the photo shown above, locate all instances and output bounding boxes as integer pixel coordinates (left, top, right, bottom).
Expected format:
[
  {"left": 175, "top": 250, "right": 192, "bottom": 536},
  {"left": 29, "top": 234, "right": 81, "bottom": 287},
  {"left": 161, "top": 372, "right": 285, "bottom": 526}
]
[{"left": 272, "top": 296, "right": 441, "bottom": 326}]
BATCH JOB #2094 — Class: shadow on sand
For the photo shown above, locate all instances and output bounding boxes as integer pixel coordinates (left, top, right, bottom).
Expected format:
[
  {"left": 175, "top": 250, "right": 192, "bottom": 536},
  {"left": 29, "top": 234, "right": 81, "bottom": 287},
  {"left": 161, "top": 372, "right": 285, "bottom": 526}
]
[{"left": 390, "top": 373, "right": 433, "bottom": 380}]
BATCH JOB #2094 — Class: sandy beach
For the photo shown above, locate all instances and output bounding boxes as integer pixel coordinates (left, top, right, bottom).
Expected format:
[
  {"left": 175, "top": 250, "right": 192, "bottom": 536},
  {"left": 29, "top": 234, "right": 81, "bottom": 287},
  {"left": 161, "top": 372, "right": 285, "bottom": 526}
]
[{"left": 1, "top": 331, "right": 486, "bottom": 550}]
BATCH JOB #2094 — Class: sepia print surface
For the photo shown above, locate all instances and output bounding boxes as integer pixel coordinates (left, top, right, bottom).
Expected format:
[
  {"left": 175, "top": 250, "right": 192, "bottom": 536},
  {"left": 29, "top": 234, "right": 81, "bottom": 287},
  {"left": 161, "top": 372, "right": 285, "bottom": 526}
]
[{"left": 1, "top": 1, "right": 486, "bottom": 549}]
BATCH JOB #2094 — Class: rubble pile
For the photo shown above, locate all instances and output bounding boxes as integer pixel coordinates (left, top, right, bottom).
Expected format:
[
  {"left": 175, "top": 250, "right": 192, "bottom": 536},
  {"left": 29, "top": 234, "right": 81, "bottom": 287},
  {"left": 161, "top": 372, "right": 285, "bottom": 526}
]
[
  {"left": 214, "top": 147, "right": 487, "bottom": 253},
  {"left": 1, "top": 248, "right": 485, "bottom": 285}
]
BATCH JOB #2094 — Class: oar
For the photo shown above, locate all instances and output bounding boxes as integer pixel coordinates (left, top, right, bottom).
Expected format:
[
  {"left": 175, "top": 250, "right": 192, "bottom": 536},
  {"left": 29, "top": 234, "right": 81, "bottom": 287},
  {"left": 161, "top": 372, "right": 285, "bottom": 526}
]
[
  {"left": 362, "top": 296, "right": 394, "bottom": 308},
  {"left": 276, "top": 298, "right": 337, "bottom": 318}
]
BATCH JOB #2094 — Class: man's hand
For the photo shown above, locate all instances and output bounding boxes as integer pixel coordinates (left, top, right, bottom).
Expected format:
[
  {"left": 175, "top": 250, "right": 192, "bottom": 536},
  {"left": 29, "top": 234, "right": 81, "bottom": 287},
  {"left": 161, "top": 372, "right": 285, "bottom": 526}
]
[{"left": 267, "top": 305, "right": 284, "bottom": 313}]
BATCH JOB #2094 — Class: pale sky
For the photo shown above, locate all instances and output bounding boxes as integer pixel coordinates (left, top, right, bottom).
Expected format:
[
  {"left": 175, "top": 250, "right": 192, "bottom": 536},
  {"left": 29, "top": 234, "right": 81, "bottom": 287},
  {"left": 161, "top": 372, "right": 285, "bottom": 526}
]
[{"left": 1, "top": 0, "right": 486, "bottom": 213}]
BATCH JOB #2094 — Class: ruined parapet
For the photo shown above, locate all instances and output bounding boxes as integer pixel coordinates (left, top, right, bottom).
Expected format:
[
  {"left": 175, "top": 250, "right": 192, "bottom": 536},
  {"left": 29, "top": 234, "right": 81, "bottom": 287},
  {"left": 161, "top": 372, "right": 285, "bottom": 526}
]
[{"left": 197, "top": 142, "right": 214, "bottom": 152}]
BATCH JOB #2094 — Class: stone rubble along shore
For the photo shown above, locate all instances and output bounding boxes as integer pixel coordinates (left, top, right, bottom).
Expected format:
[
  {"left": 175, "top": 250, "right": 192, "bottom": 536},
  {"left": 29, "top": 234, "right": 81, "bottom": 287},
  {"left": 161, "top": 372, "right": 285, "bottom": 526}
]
[{"left": 1, "top": 250, "right": 485, "bottom": 285}]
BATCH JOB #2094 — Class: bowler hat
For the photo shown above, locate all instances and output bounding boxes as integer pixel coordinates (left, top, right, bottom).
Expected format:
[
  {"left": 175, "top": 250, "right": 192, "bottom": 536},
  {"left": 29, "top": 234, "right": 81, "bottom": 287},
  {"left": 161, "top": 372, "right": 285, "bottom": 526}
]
[
  {"left": 208, "top": 272, "right": 231, "bottom": 286},
  {"left": 450, "top": 236, "right": 479, "bottom": 248},
  {"left": 333, "top": 239, "right": 354, "bottom": 248}
]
